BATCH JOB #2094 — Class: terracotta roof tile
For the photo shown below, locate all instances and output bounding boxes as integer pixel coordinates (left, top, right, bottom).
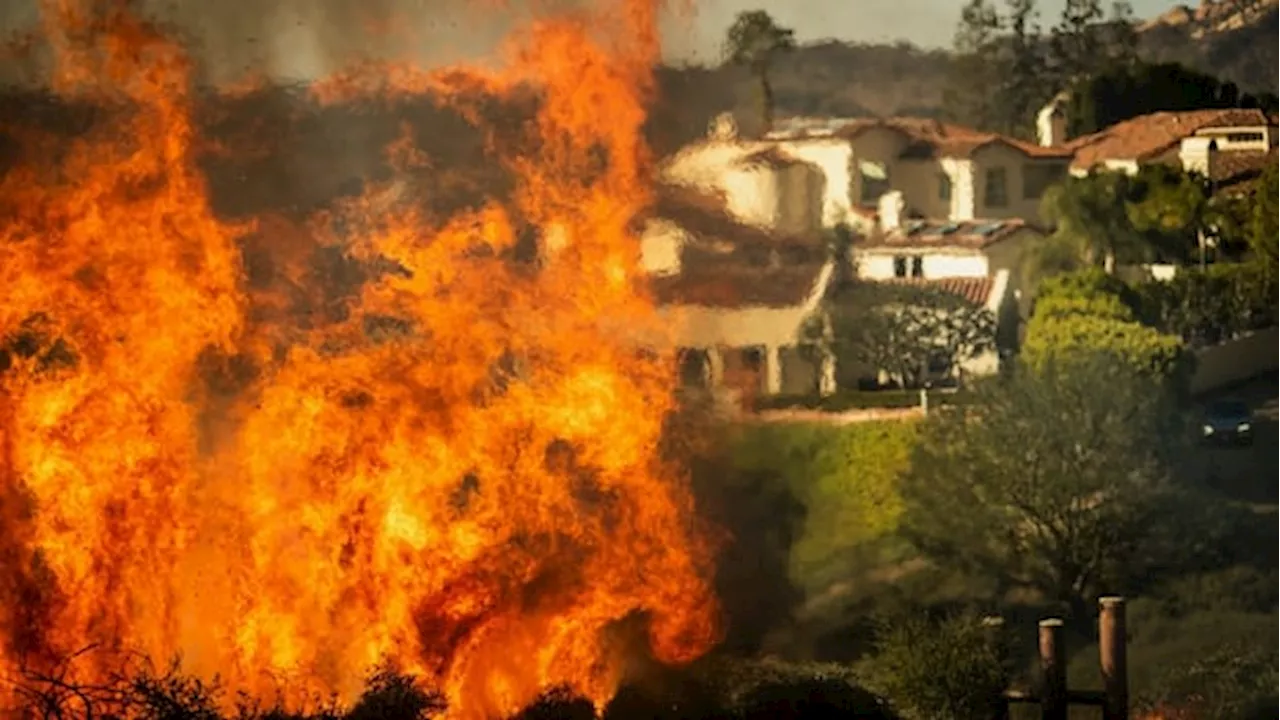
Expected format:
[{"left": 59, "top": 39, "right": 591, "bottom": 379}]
[
  {"left": 821, "top": 117, "right": 1073, "bottom": 159},
  {"left": 649, "top": 263, "right": 830, "bottom": 309},
  {"left": 855, "top": 218, "right": 1039, "bottom": 251},
  {"left": 642, "top": 185, "right": 820, "bottom": 249},
  {"left": 1211, "top": 148, "right": 1278, "bottom": 193},
  {"left": 873, "top": 276, "right": 996, "bottom": 306},
  {"left": 1067, "top": 109, "right": 1273, "bottom": 171}
]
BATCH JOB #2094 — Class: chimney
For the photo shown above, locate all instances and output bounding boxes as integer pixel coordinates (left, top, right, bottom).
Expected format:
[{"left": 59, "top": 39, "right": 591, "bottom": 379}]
[
  {"left": 1179, "top": 136, "right": 1218, "bottom": 178},
  {"left": 708, "top": 112, "right": 738, "bottom": 141},
  {"left": 878, "top": 190, "right": 905, "bottom": 232},
  {"left": 1036, "top": 100, "right": 1068, "bottom": 148}
]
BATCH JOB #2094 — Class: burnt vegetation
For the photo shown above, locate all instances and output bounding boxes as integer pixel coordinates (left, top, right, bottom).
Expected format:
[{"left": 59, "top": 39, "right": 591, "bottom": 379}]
[{"left": 2, "top": 655, "right": 897, "bottom": 720}]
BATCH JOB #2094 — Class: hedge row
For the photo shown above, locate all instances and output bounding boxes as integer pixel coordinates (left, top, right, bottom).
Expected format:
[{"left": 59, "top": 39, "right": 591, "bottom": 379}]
[
  {"left": 753, "top": 388, "right": 976, "bottom": 413},
  {"left": 727, "top": 421, "right": 919, "bottom": 595}
]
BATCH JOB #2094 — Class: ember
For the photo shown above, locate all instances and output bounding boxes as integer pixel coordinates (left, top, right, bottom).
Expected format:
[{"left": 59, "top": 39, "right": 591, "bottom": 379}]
[{"left": 0, "top": 1, "right": 720, "bottom": 718}]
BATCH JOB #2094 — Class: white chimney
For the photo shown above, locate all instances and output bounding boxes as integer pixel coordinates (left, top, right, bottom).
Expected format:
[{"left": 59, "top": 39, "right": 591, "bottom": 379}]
[
  {"left": 1036, "top": 101, "right": 1068, "bottom": 148},
  {"left": 878, "top": 190, "right": 905, "bottom": 232},
  {"left": 1179, "top": 136, "right": 1218, "bottom": 178},
  {"left": 708, "top": 112, "right": 738, "bottom": 141}
]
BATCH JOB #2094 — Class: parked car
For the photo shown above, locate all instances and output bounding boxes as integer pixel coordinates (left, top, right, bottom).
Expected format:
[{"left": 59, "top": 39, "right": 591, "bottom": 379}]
[{"left": 1201, "top": 399, "right": 1254, "bottom": 447}]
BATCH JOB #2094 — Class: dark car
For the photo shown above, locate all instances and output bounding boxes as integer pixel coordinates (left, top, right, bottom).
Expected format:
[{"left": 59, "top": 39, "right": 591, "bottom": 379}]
[{"left": 1201, "top": 399, "right": 1254, "bottom": 446}]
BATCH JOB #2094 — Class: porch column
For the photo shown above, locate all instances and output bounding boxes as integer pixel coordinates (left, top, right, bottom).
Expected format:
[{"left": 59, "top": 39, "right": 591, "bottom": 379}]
[
  {"left": 705, "top": 346, "right": 725, "bottom": 388},
  {"left": 818, "top": 350, "right": 837, "bottom": 397},
  {"left": 763, "top": 345, "right": 782, "bottom": 395}
]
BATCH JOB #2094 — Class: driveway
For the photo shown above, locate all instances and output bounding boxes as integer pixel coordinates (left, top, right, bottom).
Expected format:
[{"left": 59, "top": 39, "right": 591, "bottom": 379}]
[{"left": 1189, "top": 372, "right": 1279, "bottom": 507}]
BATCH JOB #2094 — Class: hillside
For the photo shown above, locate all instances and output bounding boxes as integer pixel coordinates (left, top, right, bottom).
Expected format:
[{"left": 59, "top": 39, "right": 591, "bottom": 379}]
[{"left": 648, "top": 3, "right": 1278, "bottom": 153}]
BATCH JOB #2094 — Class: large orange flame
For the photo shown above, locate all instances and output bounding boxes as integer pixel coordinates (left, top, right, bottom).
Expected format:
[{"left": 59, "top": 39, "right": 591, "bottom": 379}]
[{"left": 0, "top": 1, "right": 720, "bottom": 717}]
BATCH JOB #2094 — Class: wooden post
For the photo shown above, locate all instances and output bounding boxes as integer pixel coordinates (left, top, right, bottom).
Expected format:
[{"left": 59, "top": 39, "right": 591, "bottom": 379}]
[
  {"left": 1099, "top": 596, "right": 1129, "bottom": 720},
  {"left": 982, "top": 616, "right": 1009, "bottom": 720},
  {"left": 1039, "top": 618, "right": 1067, "bottom": 720}
]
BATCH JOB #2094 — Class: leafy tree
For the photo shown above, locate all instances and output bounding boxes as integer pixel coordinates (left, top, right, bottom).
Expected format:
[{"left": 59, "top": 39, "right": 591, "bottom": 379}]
[
  {"left": 1065, "top": 61, "right": 1279, "bottom": 136},
  {"left": 1038, "top": 169, "right": 1146, "bottom": 274},
  {"left": 818, "top": 283, "right": 997, "bottom": 389},
  {"left": 1048, "top": 0, "right": 1105, "bottom": 84},
  {"left": 1023, "top": 270, "right": 1187, "bottom": 380},
  {"left": 857, "top": 611, "right": 1009, "bottom": 720},
  {"left": 723, "top": 11, "right": 796, "bottom": 134},
  {"left": 899, "top": 355, "right": 1187, "bottom": 612},
  {"left": 1133, "top": 263, "right": 1278, "bottom": 347},
  {"left": 945, "top": 0, "right": 1006, "bottom": 131},
  {"left": 1036, "top": 165, "right": 1227, "bottom": 278},
  {"left": 996, "top": 0, "right": 1050, "bottom": 139},
  {"left": 1243, "top": 161, "right": 1279, "bottom": 273}
]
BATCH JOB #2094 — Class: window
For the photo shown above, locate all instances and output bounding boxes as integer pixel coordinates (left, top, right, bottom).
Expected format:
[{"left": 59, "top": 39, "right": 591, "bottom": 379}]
[
  {"left": 984, "top": 167, "right": 1008, "bottom": 208},
  {"left": 1226, "top": 132, "right": 1265, "bottom": 144},
  {"left": 910, "top": 256, "right": 924, "bottom": 278},
  {"left": 677, "top": 349, "right": 709, "bottom": 388},
  {"left": 893, "top": 255, "right": 908, "bottom": 278},
  {"left": 938, "top": 172, "right": 952, "bottom": 202},
  {"left": 1022, "top": 162, "right": 1067, "bottom": 199},
  {"left": 859, "top": 160, "right": 891, "bottom": 204}
]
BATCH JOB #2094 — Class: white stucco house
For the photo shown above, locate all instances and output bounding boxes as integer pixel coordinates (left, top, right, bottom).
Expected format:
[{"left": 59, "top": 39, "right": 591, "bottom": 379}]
[
  {"left": 660, "top": 114, "right": 1075, "bottom": 235},
  {"left": 636, "top": 185, "right": 838, "bottom": 401},
  {"left": 1034, "top": 105, "right": 1279, "bottom": 191}
]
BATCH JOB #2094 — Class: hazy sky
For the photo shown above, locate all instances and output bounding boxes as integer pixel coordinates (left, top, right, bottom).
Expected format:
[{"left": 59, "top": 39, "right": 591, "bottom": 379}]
[
  {"left": 0, "top": 0, "right": 1181, "bottom": 83},
  {"left": 668, "top": 0, "right": 1179, "bottom": 59}
]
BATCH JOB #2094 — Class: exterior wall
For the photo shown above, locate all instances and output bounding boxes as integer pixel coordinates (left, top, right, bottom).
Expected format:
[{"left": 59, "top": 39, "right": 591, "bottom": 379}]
[
  {"left": 1197, "top": 125, "right": 1273, "bottom": 152},
  {"left": 853, "top": 249, "right": 991, "bottom": 280},
  {"left": 847, "top": 127, "right": 911, "bottom": 209},
  {"left": 971, "top": 143, "right": 1062, "bottom": 222},
  {"left": 662, "top": 303, "right": 815, "bottom": 349},
  {"left": 1190, "top": 327, "right": 1280, "bottom": 396},
  {"left": 722, "top": 165, "right": 780, "bottom": 228},
  {"left": 894, "top": 159, "right": 951, "bottom": 219},
  {"left": 983, "top": 228, "right": 1039, "bottom": 301},
  {"left": 660, "top": 139, "right": 763, "bottom": 188},
  {"left": 941, "top": 157, "right": 977, "bottom": 221},
  {"left": 639, "top": 220, "right": 684, "bottom": 275},
  {"left": 776, "top": 162, "right": 826, "bottom": 234},
  {"left": 778, "top": 139, "right": 855, "bottom": 228}
]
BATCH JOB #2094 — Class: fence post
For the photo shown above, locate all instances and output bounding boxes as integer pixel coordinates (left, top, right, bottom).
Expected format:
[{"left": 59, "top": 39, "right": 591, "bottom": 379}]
[
  {"left": 1099, "top": 596, "right": 1129, "bottom": 720},
  {"left": 1039, "top": 618, "right": 1067, "bottom": 720},
  {"left": 982, "top": 616, "right": 1009, "bottom": 720}
]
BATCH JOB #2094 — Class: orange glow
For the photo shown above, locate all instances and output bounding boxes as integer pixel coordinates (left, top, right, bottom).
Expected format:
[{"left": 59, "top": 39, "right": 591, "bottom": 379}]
[{"left": 0, "top": 0, "right": 720, "bottom": 718}]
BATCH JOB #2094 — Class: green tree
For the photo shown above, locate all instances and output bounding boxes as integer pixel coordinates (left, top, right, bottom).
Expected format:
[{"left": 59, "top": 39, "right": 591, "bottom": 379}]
[
  {"left": 1023, "top": 270, "right": 1187, "bottom": 380},
  {"left": 1048, "top": 0, "right": 1105, "bottom": 84},
  {"left": 723, "top": 10, "right": 796, "bottom": 134},
  {"left": 995, "top": 0, "right": 1051, "bottom": 139},
  {"left": 899, "top": 355, "right": 1186, "bottom": 612},
  {"left": 1064, "top": 61, "right": 1278, "bottom": 137},
  {"left": 1038, "top": 169, "right": 1145, "bottom": 274},
  {"left": 818, "top": 283, "right": 997, "bottom": 389},
  {"left": 857, "top": 611, "right": 1009, "bottom": 720},
  {"left": 945, "top": 0, "right": 1005, "bottom": 131},
  {"left": 1243, "top": 161, "right": 1279, "bottom": 273}
]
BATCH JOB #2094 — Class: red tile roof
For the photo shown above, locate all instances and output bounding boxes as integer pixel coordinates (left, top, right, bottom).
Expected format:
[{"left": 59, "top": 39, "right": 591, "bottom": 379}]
[
  {"left": 649, "top": 263, "right": 830, "bottom": 309},
  {"left": 1211, "top": 148, "right": 1278, "bottom": 194},
  {"left": 1066, "top": 109, "right": 1274, "bottom": 171},
  {"left": 642, "top": 185, "right": 820, "bottom": 250},
  {"left": 873, "top": 276, "right": 996, "bottom": 306},
  {"left": 641, "top": 184, "right": 832, "bottom": 310},
  {"left": 810, "top": 117, "right": 1073, "bottom": 160},
  {"left": 855, "top": 218, "right": 1039, "bottom": 250}
]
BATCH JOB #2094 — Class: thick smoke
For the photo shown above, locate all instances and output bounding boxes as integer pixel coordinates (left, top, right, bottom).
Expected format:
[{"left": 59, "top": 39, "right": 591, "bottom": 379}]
[{"left": 0, "top": 0, "right": 618, "bottom": 86}]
